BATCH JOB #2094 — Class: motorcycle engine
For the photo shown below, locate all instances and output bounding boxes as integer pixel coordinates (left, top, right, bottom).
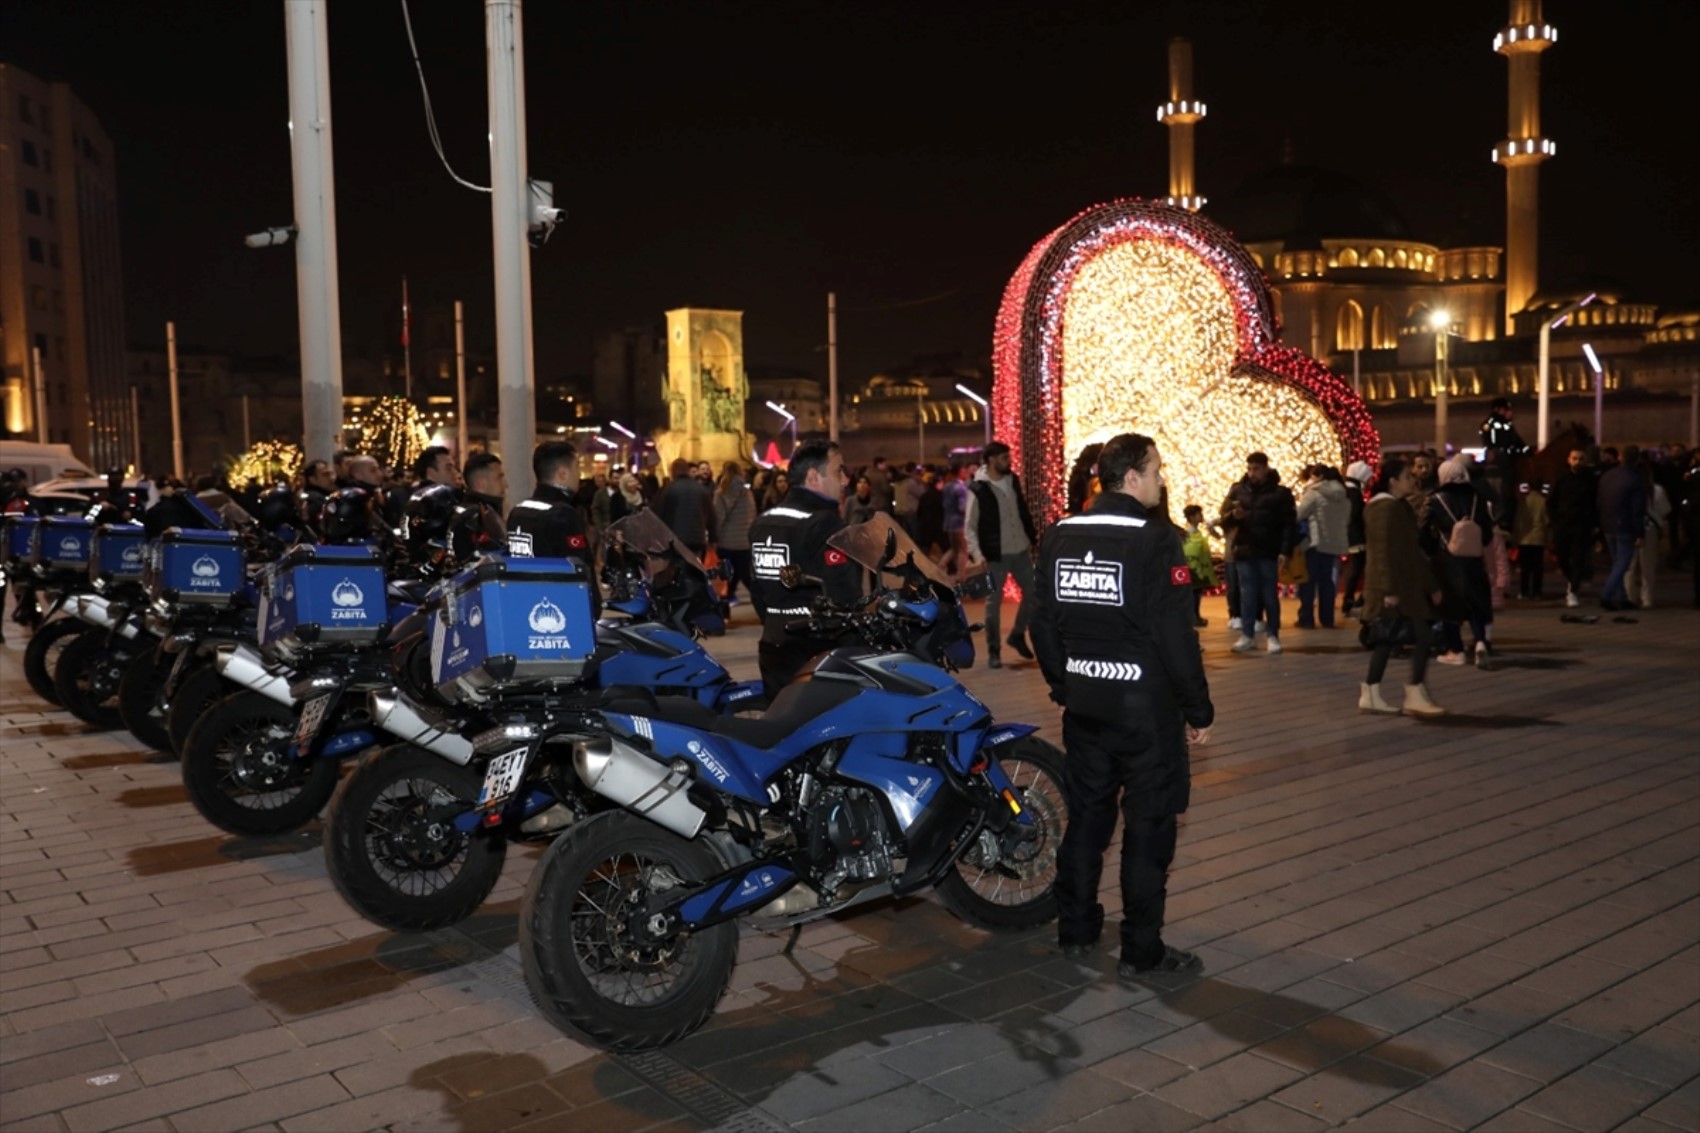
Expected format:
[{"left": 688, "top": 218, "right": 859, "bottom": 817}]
[{"left": 807, "top": 787, "right": 892, "bottom": 893}]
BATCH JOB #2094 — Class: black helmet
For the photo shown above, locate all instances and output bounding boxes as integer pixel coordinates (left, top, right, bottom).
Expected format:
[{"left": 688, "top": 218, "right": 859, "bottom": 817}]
[
  {"left": 254, "top": 484, "right": 299, "bottom": 533},
  {"left": 321, "top": 487, "right": 374, "bottom": 544},
  {"left": 404, "top": 483, "right": 459, "bottom": 552}
]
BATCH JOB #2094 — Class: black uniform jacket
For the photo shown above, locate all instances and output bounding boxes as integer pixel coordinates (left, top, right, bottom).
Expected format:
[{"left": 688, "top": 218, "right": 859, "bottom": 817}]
[
  {"left": 505, "top": 483, "right": 589, "bottom": 562},
  {"left": 745, "top": 486, "right": 862, "bottom": 647},
  {"left": 1033, "top": 492, "right": 1214, "bottom": 813}
]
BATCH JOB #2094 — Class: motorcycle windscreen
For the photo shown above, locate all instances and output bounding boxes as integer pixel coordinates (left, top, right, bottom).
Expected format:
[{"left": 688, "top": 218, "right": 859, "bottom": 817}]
[
  {"left": 828, "top": 513, "right": 984, "bottom": 592},
  {"left": 605, "top": 511, "right": 706, "bottom": 573}
]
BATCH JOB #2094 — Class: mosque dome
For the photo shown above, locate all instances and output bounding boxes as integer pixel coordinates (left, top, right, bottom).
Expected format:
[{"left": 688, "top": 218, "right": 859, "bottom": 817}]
[{"left": 1207, "top": 165, "right": 1413, "bottom": 245}]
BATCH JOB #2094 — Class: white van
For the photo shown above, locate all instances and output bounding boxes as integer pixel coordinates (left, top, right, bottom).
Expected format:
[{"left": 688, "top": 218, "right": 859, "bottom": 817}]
[{"left": 0, "top": 441, "right": 96, "bottom": 488}]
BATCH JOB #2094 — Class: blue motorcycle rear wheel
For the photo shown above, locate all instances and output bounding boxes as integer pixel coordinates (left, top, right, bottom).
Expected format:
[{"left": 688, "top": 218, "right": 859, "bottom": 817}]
[
  {"left": 936, "top": 737, "right": 1067, "bottom": 930},
  {"left": 522, "top": 811, "right": 736, "bottom": 1051}
]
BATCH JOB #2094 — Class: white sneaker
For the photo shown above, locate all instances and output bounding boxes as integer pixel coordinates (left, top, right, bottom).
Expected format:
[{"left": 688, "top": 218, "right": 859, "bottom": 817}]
[
  {"left": 1228, "top": 617, "right": 1243, "bottom": 630},
  {"left": 1266, "top": 637, "right": 1283, "bottom": 655},
  {"left": 1565, "top": 591, "right": 1580, "bottom": 608},
  {"left": 1436, "top": 651, "right": 1466, "bottom": 666},
  {"left": 1231, "top": 635, "right": 1256, "bottom": 653}
]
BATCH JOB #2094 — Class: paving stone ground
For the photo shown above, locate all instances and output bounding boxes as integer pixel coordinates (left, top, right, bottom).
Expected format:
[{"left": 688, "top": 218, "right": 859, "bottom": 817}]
[{"left": 1, "top": 580, "right": 1696, "bottom": 1132}]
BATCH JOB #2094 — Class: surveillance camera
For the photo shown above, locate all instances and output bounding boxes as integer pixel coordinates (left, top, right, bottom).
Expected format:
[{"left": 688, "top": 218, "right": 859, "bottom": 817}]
[{"left": 243, "top": 226, "right": 297, "bottom": 249}]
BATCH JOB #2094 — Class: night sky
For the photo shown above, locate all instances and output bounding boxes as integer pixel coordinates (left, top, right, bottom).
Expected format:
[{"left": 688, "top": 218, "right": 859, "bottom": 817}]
[{"left": 4, "top": 0, "right": 1693, "bottom": 390}]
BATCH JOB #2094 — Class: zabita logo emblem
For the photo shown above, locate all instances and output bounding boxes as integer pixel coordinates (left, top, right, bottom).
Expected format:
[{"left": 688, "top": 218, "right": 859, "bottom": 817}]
[
  {"left": 467, "top": 605, "right": 483, "bottom": 628},
  {"left": 752, "top": 537, "right": 789, "bottom": 581},
  {"left": 121, "top": 544, "right": 144, "bottom": 565},
  {"left": 527, "top": 597, "right": 572, "bottom": 649},
  {"left": 329, "top": 579, "right": 367, "bottom": 620},
  {"left": 189, "top": 554, "right": 224, "bottom": 588},
  {"left": 58, "top": 536, "right": 84, "bottom": 556},
  {"left": 1055, "top": 550, "right": 1123, "bottom": 606}
]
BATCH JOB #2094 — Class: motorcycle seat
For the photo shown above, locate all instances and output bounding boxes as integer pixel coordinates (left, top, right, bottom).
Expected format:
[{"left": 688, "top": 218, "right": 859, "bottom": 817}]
[{"left": 704, "top": 678, "right": 860, "bottom": 750}]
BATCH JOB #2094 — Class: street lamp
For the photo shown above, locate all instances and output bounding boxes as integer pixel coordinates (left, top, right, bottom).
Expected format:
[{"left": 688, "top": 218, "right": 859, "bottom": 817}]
[
  {"left": 1582, "top": 342, "right": 1605, "bottom": 446},
  {"left": 1537, "top": 292, "right": 1595, "bottom": 449},
  {"left": 765, "top": 400, "right": 797, "bottom": 458},
  {"left": 606, "top": 420, "right": 636, "bottom": 469},
  {"left": 1428, "top": 309, "right": 1451, "bottom": 455},
  {"left": 955, "top": 383, "right": 991, "bottom": 448}
]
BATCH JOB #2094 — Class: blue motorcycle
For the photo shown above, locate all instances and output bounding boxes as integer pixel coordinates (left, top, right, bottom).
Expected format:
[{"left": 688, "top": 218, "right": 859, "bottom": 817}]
[
  {"left": 516, "top": 515, "right": 1068, "bottom": 1050},
  {"left": 323, "top": 512, "right": 763, "bottom": 934}
]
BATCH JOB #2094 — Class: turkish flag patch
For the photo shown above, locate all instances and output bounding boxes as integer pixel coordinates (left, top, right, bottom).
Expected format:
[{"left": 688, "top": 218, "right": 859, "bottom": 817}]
[
  {"left": 1170, "top": 565, "right": 1192, "bottom": 586},
  {"left": 824, "top": 548, "right": 848, "bottom": 566},
  {"left": 567, "top": 534, "right": 587, "bottom": 550}
]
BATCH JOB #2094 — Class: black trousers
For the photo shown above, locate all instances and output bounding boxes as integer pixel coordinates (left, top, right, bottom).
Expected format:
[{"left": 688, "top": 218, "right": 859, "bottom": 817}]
[
  {"left": 1055, "top": 713, "right": 1178, "bottom": 966},
  {"left": 1554, "top": 525, "right": 1594, "bottom": 590}
]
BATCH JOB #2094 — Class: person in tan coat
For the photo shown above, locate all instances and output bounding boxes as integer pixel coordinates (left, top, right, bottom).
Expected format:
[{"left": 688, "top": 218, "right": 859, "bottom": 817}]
[{"left": 1360, "top": 457, "right": 1446, "bottom": 717}]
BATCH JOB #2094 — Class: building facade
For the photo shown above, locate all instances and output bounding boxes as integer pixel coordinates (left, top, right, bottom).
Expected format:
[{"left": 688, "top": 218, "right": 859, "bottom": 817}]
[{"left": 0, "top": 65, "right": 128, "bottom": 467}]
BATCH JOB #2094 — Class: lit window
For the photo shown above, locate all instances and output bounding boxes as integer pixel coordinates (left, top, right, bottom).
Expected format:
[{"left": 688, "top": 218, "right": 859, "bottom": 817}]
[
  {"left": 1367, "top": 248, "right": 1386, "bottom": 268},
  {"left": 1338, "top": 247, "right": 1360, "bottom": 268}
]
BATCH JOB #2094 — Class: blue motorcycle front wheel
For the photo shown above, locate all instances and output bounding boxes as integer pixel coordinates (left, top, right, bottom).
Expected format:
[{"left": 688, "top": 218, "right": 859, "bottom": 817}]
[
  {"left": 935, "top": 736, "right": 1067, "bottom": 930},
  {"left": 522, "top": 811, "right": 736, "bottom": 1051}
]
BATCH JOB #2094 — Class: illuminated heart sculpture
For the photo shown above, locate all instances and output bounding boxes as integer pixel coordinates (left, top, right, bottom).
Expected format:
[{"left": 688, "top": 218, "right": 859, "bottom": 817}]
[{"left": 992, "top": 199, "right": 1379, "bottom": 532}]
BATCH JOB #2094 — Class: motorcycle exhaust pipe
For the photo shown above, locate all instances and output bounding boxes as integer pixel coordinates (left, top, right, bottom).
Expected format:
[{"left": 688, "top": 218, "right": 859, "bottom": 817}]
[
  {"left": 213, "top": 643, "right": 295, "bottom": 706},
  {"left": 574, "top": 736, "right": 705, "bottom": 840},
  {"left": 70, "top": 595, "right": 141, "bottom": 639},
  {"left": 368, "top": 690, "right": 474, "bottom": 766}
]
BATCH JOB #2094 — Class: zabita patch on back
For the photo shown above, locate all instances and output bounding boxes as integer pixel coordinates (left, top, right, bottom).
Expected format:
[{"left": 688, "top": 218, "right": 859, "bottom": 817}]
[{"left": 1055, "top": 551, "right": 1123, "bottom": 606}]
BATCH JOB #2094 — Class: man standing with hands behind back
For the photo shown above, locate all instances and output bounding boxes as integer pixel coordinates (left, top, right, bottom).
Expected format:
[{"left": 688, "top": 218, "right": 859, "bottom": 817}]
[{"left": 1033, "top": 432, "right": 1214, "bottom": 977}]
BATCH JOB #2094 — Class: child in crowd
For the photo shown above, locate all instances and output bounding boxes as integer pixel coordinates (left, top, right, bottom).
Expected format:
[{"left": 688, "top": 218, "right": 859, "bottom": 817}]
[{"left": 1182, "top": 505, "right": 1219, "bottom": 627}]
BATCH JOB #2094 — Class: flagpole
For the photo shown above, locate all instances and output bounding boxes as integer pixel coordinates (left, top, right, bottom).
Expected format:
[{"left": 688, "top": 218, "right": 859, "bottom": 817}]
[{"left": 402, "top": 275, "right": 413, "bottom": 401}]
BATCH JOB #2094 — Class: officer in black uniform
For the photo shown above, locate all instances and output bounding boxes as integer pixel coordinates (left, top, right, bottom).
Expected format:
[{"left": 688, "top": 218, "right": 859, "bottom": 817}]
[
  {"left": 506, "top": 441, "right": 591, "bottom": 564},
  {"left": 745, "top": 439, "right": 861, "bottom": 697},
  {"left": 452, "top": 451, "right": 508, "bottom": 561},
  {"left": 1032, "top": 431, "right": 1215, "bottom": 978}
]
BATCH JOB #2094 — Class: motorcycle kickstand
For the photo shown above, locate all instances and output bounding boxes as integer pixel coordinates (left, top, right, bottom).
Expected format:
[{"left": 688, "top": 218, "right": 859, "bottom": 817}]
[{"left": 782, "top": 924, "right": 803, "bottom": 955}]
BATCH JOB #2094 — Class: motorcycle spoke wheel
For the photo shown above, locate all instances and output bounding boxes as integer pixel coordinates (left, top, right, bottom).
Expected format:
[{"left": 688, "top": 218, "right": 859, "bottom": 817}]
[{"left": 936, "top": 736, "right": 1067, "bottom": 930}]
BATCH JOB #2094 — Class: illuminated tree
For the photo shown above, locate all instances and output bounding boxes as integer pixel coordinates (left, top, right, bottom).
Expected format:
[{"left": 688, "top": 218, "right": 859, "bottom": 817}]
[
  {"left": 227, "top": 440, "right": 304, "bottom": 487},
  {"left": 361, "top": 396, "right": 430, "bottom": 471}
]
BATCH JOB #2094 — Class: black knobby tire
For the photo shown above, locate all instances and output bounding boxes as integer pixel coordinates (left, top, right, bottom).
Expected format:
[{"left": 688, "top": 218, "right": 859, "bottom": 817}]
[
  {"left": 51, "top": 630, "right": 129, "bottom": 731},
  {"left": 117, "top": 647, "right": 175, "bottom": 753},
  {"left": 522, "top": 811, "right": 737, "bottom": 1052},
  {"left": 166, "top": 662, "right": 227, "bottom": 758},
  {"left": 180, "top": 690, "right": 339, "bottom": 835},
  {"left": 23, "top": 618, "right": 87, "bottom": 707},
  {"left": 325, "top": 744, "right": 508, "bottom": 932},
  {"left": 936, "top": 736, "right": 1068, "bottom": 930}
]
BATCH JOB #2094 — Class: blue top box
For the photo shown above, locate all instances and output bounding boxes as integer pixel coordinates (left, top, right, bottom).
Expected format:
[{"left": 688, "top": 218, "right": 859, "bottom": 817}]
[
  {"left": 2, "top": 515, "right": 39, "bottom": 565},
  {"left": 431, "top": 554, "right": 596, "bottom": 696},
  {"left": 33, "top": 516, "right": 92, "bottom": 571},
  {"left": 91, "top": 523, "right": 148, "bottom": 581},
  {"left": 260, "top": 543, "right": 389, "bottom": 653},
  {"left": 149, "top": 528, "right": 246, "bottom": 605}
]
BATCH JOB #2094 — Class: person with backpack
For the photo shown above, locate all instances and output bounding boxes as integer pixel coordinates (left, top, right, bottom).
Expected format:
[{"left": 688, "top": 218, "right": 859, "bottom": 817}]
[{"left": 1423, "top": 457, "right": 1497, "bottom": 670}]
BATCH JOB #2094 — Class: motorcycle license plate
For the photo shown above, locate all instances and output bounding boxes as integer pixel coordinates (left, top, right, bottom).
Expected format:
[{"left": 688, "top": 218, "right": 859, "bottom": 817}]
[
  {"left": 478, "top": 749, "right": 529, "bottom": 810},
  {"left": 294, "top": 693, "right": 334, "bottom": 752}
]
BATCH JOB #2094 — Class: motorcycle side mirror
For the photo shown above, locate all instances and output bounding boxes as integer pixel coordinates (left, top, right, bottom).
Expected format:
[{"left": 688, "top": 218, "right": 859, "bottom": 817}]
[
  {"left": 778, "top": 564, "right": 804, "bottom": 589},
  {"left": 958, "top": 573, "right": 992, "bottom": 600}
]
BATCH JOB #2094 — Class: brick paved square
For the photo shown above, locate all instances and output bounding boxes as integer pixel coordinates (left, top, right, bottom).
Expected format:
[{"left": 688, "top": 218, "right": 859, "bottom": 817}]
[{"left": 4, "top": 593, "right": 1696, "bottom": 1131}]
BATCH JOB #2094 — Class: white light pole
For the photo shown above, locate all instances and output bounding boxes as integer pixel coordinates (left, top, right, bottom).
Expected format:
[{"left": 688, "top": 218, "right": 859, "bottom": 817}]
[
  {"left": 765, "top": 400, "right": 797, "bottom": 458},
  {"left": 1429, "top": 309, "right": 1451, "bottom": 455},
  {"left": 166, "top": 321, "right": 184, "bottom": 478},
  {"left": 916, "top": 385, "right": 926, "bottom": 466},
  {"left": 1582, "top": 342, "right": 1605, "bottom": 446},
  {"left": 284, "top": 0, "right": 347, "bottom": 465},
  {"left": 487, "top": 0, "right": 537, "bottom": 495},
  {"left": 827, "top": 292, "right": 839, "bottom": 443},
  {"left": 955, "top": 383, "right": 990, "bottom": 448},
  {"left": 454, "top": 299, "right": 468, "bottom": 457},
  {"left": 32, "top": 345, "right": 47, "bottom": 443},
  {"left": 1537, "top": 292, "right": 1595, "bottom": 449}
]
